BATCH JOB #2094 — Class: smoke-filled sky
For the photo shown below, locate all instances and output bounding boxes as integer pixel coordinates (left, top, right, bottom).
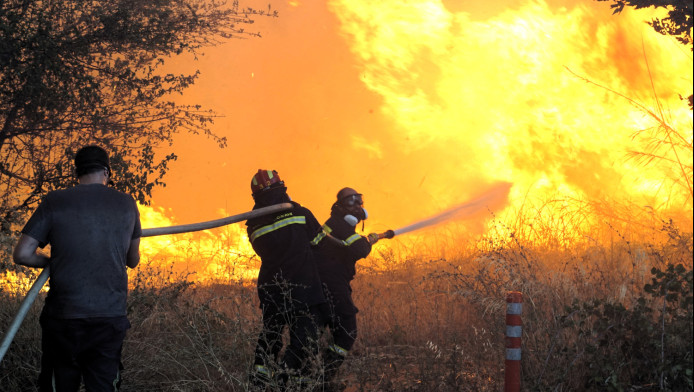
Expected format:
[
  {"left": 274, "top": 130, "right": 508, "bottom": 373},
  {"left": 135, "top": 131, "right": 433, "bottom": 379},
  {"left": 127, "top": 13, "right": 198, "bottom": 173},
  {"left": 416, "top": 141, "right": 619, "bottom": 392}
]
[{"left": 150, "top": 0, "right": 692, "bottom": 235}]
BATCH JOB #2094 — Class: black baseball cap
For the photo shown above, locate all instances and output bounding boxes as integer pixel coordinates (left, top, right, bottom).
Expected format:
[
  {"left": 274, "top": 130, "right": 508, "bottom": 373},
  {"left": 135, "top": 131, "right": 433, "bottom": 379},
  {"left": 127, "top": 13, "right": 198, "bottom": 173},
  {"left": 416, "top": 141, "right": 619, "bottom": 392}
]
[{"left": 75, "top": 145, "right": 111, "bottom": 176}]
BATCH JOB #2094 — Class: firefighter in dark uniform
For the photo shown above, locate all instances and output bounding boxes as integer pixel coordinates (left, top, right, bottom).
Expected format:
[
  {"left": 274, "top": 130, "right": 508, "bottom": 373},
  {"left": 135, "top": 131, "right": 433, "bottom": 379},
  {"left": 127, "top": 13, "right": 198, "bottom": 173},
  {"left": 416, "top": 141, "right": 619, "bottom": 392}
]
[
  {"left": 246, "top": 169, "right": 327, "bottom": 390},
  {"left": 315, "top": 187, "right": 385, "bottom": 391}
]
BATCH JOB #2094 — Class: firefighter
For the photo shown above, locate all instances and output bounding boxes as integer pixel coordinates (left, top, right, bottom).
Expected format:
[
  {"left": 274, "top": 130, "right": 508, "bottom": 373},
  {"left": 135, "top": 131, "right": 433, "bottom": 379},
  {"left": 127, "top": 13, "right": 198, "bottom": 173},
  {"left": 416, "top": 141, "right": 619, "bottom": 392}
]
[
  {"left": 315, "top": 187, "right": 380, "bottom": 391},
  {"left": 245, "top": 169, "right": 327, "bottom": 390}
]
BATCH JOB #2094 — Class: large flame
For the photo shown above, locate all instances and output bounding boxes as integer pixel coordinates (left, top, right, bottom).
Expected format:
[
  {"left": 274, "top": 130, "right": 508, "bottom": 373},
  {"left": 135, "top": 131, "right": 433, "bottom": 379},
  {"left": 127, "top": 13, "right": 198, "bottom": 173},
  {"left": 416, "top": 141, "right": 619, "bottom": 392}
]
[
  {"left": 141, "top": 0, "right": 692, "bottom": 276},
  {"left": 138, "top": 204, "right": 259, "bottom": 284},
  {"left": 3, "top": 1, "right": 691, "bottom": 290},
  {"left": 327, "top": 0, "right": 691, "bottom": 209}
]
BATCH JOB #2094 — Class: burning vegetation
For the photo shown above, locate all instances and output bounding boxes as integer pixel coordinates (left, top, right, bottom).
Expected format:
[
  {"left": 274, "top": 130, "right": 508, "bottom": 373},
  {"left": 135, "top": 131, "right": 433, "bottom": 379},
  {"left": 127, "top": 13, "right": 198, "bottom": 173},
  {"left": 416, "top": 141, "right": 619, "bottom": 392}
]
[{"left": 1, "top": 0, "right": 692, "bottom": 391}]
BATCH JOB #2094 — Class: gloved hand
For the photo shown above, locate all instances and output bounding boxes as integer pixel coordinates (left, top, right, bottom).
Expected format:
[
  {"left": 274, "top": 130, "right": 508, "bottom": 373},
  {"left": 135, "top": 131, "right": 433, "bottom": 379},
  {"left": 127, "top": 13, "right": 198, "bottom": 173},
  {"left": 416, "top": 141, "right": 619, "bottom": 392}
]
[{"left": 367, "top": 233, "right": 379, "bottom": 244}]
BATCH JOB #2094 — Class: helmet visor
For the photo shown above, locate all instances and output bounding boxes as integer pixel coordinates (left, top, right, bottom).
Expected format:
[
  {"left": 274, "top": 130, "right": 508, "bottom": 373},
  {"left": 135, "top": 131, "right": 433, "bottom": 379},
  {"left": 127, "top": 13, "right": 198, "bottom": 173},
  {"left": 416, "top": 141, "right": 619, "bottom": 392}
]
[{"left": 341, "top": 193, "right": 364, "bottom": 207}]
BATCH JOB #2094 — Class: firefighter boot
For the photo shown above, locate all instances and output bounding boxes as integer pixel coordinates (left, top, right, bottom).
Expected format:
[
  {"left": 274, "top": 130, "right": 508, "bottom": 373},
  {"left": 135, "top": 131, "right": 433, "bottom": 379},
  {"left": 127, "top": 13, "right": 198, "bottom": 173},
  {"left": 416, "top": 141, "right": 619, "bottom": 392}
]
[
  {"left": 248, "top": 364, "right": 272, "bottom": 391},
  {"left": 322, "top": 347, "right": 347, "bottom": 392}
]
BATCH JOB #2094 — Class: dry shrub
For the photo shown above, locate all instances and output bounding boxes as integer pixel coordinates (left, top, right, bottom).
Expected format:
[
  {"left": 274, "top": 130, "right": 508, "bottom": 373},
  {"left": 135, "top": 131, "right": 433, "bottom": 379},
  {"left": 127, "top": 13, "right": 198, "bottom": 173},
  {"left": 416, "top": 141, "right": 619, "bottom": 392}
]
[
  {"left": 0, "top": 291, "right": 43, "bottom": 391},
  {"left": 122, "top": 263, "right": 261, "bottom": 391}
]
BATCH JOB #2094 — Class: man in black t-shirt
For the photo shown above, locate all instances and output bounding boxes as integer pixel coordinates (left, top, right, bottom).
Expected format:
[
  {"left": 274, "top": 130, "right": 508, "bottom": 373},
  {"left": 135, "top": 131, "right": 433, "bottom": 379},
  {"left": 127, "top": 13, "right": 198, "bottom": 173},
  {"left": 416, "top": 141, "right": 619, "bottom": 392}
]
[{"left": 13, "top": 145, "right": 141, "bottom": 392}]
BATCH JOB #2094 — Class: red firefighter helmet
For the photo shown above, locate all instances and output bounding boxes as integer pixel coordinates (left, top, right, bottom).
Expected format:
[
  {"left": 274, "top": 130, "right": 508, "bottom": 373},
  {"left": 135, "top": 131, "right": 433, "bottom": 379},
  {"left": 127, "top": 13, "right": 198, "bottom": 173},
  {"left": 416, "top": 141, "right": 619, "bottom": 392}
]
[{"left": 251, "top": 169, "right": 284, "bottom": 194}]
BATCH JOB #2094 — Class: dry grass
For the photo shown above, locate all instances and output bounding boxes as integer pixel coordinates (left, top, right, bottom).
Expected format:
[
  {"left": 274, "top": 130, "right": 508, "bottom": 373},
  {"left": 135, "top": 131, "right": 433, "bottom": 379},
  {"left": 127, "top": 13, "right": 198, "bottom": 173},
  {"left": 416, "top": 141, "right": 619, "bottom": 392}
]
[{"left": 0, "top": 207, "right": 692, "bottom": 391}]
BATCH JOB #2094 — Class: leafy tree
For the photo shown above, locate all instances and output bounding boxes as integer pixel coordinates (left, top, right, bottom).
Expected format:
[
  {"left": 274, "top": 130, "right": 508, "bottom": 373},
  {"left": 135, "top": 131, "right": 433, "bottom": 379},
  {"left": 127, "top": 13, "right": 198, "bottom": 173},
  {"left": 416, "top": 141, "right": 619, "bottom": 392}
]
[{"left": 0, "top": 0, "right": 276, "bottom": 243}]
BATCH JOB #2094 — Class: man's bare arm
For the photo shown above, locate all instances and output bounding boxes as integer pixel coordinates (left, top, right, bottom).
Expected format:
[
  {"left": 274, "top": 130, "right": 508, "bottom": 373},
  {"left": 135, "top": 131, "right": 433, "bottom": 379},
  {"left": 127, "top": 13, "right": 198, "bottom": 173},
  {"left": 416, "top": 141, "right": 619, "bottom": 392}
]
[
  {"left": 13, "top": 234, "right": 49, "bottom": 268},
  {"left": 126, "top": 238, "right": 140, "bottom": 268}
]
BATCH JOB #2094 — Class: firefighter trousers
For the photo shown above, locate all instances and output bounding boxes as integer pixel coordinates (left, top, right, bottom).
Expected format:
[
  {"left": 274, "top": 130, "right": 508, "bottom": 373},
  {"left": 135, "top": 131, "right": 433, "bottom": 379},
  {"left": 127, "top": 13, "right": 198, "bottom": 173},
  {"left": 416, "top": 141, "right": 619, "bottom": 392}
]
[{"left": 253, "top": 299, "right": 323, "bottom": 376}]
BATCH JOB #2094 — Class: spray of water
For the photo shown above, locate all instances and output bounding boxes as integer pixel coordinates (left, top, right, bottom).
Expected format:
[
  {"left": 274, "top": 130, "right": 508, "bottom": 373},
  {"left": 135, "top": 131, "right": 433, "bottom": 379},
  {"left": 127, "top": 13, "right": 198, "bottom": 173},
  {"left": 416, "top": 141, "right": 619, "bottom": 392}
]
[{"left": 392, "top": 182, "right": 512, "bottom": 236}]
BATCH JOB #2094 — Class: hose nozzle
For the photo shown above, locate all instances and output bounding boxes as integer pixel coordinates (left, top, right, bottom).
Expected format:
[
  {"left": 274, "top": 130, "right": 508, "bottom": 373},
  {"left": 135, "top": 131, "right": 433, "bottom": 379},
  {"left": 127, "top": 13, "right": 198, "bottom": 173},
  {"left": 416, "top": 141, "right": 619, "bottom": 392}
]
[{"left": 378, "top": 230, "right": 395, "bottom": 240}]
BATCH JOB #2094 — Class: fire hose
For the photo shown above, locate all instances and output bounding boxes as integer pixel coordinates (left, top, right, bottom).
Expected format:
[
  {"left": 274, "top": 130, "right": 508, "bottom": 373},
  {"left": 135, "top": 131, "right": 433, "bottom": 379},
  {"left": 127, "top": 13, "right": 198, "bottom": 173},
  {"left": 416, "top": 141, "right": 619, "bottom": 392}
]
[{"left": 0, "top": 202, "right": 293, "bottom": 363}]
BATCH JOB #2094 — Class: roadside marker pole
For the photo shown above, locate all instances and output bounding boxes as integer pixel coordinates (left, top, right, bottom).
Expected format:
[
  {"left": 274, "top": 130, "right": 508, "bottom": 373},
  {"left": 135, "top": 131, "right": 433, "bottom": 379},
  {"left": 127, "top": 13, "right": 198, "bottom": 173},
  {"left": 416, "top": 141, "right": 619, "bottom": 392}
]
[{"left": 505, "top": 291, "right": 522, "bottom": 392}]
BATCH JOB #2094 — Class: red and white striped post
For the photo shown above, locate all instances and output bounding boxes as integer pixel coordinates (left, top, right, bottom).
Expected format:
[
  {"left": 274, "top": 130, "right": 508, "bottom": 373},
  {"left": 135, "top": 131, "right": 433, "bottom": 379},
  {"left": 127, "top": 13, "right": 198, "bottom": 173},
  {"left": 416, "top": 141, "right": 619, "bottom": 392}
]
[{"left": 505, "top": 291, "right": 522, "bottom": 392}]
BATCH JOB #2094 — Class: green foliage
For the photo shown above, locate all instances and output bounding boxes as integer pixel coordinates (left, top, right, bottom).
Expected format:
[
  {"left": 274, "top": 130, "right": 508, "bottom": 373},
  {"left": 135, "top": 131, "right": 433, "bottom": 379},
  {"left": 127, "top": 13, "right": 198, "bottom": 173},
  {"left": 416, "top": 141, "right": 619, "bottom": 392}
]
[
  {"left": 0, "top": 0, "right": 275, "bottom": 244},
  {"left": 557, "top": 263, "right": 693, "bottom": 391}
]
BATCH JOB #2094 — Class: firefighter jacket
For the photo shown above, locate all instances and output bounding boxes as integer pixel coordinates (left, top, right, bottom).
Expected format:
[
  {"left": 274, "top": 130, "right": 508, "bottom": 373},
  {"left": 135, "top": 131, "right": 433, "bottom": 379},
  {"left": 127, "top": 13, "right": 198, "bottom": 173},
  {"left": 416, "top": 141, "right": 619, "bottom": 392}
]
[
  {"left": 246, "top": 187, "right": 326, "bottom": 307},
  {"left": 315, "top": 210, "right": 372, "bottom": 314}
]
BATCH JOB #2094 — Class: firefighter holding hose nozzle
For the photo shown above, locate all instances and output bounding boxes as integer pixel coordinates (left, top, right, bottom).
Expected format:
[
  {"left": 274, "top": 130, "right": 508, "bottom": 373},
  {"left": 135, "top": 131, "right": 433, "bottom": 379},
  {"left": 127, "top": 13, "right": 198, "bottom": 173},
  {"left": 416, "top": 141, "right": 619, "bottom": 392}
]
[{"left": 315, "top": 187, "right": 385, "bottom": 391}]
